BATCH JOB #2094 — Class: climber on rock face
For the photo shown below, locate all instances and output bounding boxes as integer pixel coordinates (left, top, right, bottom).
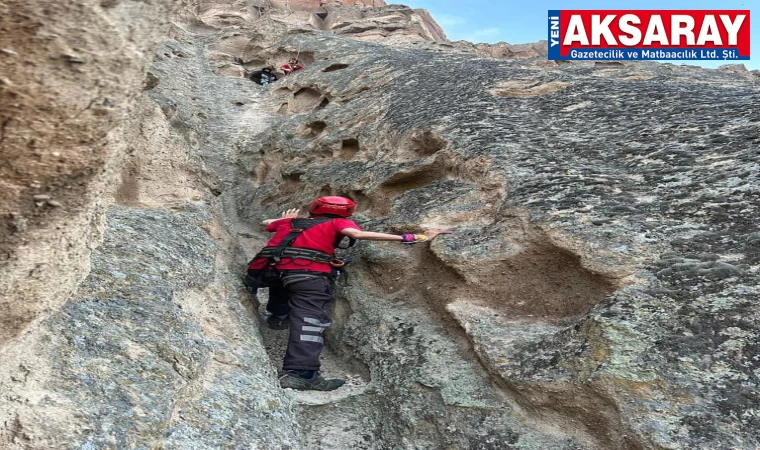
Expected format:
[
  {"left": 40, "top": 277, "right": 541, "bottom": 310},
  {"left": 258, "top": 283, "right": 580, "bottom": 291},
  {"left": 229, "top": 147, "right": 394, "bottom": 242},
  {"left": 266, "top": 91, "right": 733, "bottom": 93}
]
[
  {"left": 249, "top": 66, "right": 278, "bottom": 86},
  {"left": 245, "top": 196, "right": 451, "bottom": 391},
  {"left": 281, "top": 58, "right": 304, "bottom": 75}
]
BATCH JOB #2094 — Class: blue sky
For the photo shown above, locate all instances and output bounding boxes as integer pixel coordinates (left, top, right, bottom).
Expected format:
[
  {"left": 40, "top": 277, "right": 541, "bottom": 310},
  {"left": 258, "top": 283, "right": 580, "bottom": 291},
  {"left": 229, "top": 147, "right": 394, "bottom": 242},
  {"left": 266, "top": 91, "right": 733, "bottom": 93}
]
[{"left": 401, "top": 0, "right": 757, "bottom": 69}]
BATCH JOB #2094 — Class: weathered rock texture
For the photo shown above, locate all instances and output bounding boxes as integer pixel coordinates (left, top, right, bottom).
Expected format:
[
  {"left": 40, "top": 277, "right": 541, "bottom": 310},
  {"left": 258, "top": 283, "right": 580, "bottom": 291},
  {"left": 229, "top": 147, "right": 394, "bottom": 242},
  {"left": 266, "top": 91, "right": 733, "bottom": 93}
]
[
  {"left": 281, "top": 0, "right": 387, "bottom": 9},
  {"left": 474, "top": 40, "right": 549, "bottom": 59},
  {"left": 2, "top": 1, "right": 759, "bottom": 449},
  {"left": 316, "top": 4, "right": 447, "bottom": 43},
  {"left": 0, "top": 0, "right": 174, "bottom": 343}
]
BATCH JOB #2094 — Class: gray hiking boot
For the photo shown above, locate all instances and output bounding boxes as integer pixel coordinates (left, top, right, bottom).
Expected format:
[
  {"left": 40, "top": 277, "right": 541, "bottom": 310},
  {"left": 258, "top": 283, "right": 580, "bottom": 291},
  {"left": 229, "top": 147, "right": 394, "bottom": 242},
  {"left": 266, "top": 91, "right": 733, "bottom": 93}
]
[
  {"left": 279, "top": 371, "right": 345, "bottom": 391},
  {"left": 266, "top": 314, "right": 289, "bottom": 330}
]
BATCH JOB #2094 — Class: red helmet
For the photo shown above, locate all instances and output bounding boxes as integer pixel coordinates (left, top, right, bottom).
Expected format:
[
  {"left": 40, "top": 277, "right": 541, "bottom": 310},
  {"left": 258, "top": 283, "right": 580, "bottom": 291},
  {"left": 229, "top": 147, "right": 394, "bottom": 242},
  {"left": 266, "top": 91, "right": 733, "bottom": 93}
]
[{"left": 309, "top": 196, "right": 356, "bottom": 217}]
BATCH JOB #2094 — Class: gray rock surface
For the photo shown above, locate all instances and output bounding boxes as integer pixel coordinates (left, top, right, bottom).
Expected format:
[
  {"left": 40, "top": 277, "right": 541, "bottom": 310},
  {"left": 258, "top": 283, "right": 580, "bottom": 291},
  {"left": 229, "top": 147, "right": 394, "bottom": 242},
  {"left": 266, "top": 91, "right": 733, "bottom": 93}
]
[
  {"left": 230, "top": 25, "right": 759, "bottom": 449},
  {"left": 0, "top": 0, "right": 175, "bottom": 345},
  {"left": 1, "top": 1, "right": 758, "bottom": 449},
  {"left": 1, "top": 206, "right": 299, "bottom": 448}
]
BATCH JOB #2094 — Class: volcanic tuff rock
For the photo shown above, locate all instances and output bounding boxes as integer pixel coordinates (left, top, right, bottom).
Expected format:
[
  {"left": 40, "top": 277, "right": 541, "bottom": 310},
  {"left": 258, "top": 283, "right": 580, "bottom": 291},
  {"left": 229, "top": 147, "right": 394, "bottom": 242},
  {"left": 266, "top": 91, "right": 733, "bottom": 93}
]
[
  {"left": 0, "top": 0, "right": 174, "bottom": 344},
  {"left": 1, "top": 1, "right": 759, "bottom": 450},
  {"left": 280, "top": 0, "right": 387, "bottom": 9},
  {"left": 474, "top": 40, "right": 549, "bottom": 59},
  {"left": 183, "top": 0, "right": 445, "bottom": 44}
]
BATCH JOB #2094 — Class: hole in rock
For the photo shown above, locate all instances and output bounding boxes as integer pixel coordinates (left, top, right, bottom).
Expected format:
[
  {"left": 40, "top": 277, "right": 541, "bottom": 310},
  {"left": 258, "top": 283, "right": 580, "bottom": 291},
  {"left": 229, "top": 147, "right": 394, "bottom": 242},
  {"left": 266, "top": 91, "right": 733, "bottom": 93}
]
[
  {"left": 316, "top": 12, "right": 329, "bottom": 20},
  {"left": 144, "top": 72, "right": 159, "bottom": 91},
  {"left": 279, "top": 172, "right": 305, "bottom": 196},
  {"left": 295, "top": 87, "right": 322, "bottom": 99},
  {"left": 407, "top": 130, "right": 446, "bottom": 157},
  {"left": 364, "top": 226, "right": 619, "bottom": 325},
  {"left": 595, "top": 61, "right": 624, "bottom": 67},
  {"left": 300, "top": 121, "right": 327, "bottom": 139},
  {"left": 277, "top": 103, "right": 289, "bottom": 115},
  {"left": 387, "top": 238, "right": 628, "bottom": 449},
  {"left": 323, "top": 63, "right": 349, "bottom": 72},
  {"left": 287, "top": 87, "right": 324, "bottom": 114},
  {"left": 474, "top": 246, "right": 618, "bottom": 318},
  {"left": 211, "top": 13, "right": 246, "bottom": 26},
  {"left": 339, "top": 139, "right": 360, "bottom": 160},
  {"left": 316, "top": 97, "right": 330, "bottom": 110},
  {"left": 363, "top": 158, "right": 454, "bottom": 217},
  {"left": 316, "top": 147, "right": 334, "bottom": 159},
  {"left": 381, "top": 161, "right": 449, "bottom": 193}
]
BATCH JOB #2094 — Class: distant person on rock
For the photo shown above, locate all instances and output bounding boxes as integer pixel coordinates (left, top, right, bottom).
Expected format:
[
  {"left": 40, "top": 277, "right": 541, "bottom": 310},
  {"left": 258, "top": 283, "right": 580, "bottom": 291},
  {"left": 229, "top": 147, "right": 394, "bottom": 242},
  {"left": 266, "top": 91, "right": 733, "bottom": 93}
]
[
  {"left": 249, "top": 66, "right": 278, "bottom": 86},
  {"left": 281, "top": 58, "right": 304, "bottom": 75},
  {"left": 245, "top": 196, "right": 451, "bottom": 391}
]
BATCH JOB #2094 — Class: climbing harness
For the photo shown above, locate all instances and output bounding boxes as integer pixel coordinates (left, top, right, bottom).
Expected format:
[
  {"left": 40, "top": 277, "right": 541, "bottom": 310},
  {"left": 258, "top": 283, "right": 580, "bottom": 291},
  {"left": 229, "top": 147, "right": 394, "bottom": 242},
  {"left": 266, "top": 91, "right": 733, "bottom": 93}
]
[
  {"left": 246, "top": 217, "right": 353, "bottom": 293},
  {"left": 255, "top": 217, "right": 347, "bottom": 264}
]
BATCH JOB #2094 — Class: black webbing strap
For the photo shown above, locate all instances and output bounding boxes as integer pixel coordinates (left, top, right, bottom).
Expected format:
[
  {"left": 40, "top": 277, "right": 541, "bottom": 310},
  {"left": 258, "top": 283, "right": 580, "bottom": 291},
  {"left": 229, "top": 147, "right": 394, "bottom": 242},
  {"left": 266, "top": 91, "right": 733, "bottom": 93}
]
[
  {"left": 255, "top": 246, "right": 334, "bottom": 264},
  {"left": 269, "top": 217, "right": 333, "bottom": 262}
]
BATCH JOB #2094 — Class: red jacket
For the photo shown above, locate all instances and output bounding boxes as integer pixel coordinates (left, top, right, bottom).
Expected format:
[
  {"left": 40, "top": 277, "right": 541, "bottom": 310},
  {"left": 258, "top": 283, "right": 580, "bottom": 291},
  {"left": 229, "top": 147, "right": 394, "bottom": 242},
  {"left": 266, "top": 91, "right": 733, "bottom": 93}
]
[
  {"left": 248, "top": 217, "right": 360, "bottom": 273},
  {"left": 281, "top": 63, "right": 304, "bottom": 75}
]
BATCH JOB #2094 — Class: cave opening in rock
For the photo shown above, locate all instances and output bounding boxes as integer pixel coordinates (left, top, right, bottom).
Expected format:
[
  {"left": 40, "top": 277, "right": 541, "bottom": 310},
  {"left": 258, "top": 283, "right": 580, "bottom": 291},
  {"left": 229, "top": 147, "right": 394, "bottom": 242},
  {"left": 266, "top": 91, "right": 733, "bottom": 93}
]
[
  {"left": 339, "top": 138, "right": 360, "bottom": 160},
  {"left": 363, "top": 157, "right": 454, "bottom": 216},
  {"left": 288, "top": 87, "right": 324, "bottom": 114},
  {"left": 300, "top": 121, "right": 328, "bottom": 139},
  {"left": 323, "top": 63, "right": 349, "bottom": 72},
  {"left": 316, "top": 97, "right": 330, "bottom": 110},
  {"left": 408, "top": 129, "right": 446, "bottom": 157}
]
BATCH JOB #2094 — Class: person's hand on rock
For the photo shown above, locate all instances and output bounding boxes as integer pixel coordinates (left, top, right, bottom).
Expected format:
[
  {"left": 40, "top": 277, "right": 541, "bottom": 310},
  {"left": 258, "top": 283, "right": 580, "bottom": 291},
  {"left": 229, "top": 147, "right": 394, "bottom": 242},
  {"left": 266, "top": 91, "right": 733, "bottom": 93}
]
[{"left": 423, "top": 228, "right": 453, "bottom": 240}]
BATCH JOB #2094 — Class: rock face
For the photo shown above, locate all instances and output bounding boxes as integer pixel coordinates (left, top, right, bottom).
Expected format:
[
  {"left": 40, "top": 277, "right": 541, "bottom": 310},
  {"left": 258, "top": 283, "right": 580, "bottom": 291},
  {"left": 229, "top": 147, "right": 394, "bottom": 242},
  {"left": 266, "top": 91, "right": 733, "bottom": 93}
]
[
  {"left": 474, "top": 40, "right": 548, "bottom": 59},
  {"left": 184, "top": 0, "right": 444, "bottom": 44},
  {"left": 1, "top": 1, "right": 759, "bottom": 450},
  {"left": 234, "top": 30, "right": 759, "bottom": 448},
  {"left": 318, "top": 5, "right": 447, "bottom": 43},
  {"left": 282, "top": 0, "right": 387, "bottom": 9},
  {"left": 0, "top": 0, "right": 173, "bottom": 343}
]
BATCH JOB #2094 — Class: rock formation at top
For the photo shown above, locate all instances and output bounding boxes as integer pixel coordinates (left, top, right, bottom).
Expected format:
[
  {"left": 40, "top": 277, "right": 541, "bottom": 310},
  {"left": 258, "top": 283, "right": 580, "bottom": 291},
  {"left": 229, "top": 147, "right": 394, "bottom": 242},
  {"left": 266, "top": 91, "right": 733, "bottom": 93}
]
[
  {"left": 183, "top": 0, "right": 445, "bottom": 43},
  {"left": 281, "top": 0, "right": 387, "bottom": 9},
  {"left": 1, "top": 0, "right": 759, "bottom": 449}
]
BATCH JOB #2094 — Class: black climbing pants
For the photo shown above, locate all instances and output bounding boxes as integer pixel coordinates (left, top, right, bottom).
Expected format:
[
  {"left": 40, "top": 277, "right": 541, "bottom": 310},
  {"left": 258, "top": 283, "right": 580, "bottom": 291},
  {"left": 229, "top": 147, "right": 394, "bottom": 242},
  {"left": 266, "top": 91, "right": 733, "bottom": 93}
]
[{"left": 249, "top": 269, "right": 334, "bottom": 371}]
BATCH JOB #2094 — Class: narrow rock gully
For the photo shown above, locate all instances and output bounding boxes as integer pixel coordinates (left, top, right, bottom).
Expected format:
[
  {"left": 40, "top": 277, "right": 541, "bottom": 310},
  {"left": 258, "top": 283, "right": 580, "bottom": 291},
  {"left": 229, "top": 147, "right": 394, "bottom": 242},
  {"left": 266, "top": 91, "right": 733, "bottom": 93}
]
[
  {"left": 144, "top": 23, "right": 634, "bottom": 450},
  {"left": 3, "top": 1, "right": 759, "bottom": 449},
  {"left": 252, "top": 285, "right": 372, "bottom": 406}
]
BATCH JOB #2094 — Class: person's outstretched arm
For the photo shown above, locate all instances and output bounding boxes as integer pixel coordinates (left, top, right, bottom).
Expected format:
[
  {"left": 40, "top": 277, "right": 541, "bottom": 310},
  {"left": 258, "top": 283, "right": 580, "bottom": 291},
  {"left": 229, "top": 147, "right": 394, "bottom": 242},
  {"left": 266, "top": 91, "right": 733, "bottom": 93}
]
[{"left": 340, "top": 227, "right": 451, "bottom": 243}]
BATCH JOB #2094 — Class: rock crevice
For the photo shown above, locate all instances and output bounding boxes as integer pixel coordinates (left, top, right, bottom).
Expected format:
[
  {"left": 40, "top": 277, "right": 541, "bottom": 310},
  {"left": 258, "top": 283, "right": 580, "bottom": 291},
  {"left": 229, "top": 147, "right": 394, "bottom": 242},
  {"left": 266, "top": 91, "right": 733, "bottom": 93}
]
[{"left": 1, "top": 1, "right": 759, "bottom": 449}]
